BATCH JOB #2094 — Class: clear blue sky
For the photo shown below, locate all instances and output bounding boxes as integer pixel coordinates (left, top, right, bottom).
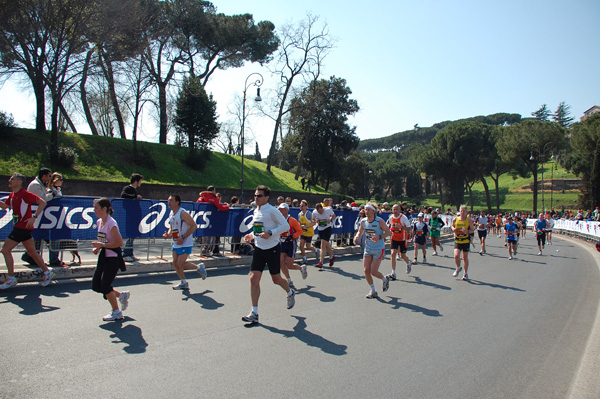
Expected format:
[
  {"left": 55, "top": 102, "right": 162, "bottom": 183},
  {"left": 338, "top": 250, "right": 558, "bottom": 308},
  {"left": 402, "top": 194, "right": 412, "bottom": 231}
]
[{"left": 1, "top": 0, "right": 598, "bottom": 154}]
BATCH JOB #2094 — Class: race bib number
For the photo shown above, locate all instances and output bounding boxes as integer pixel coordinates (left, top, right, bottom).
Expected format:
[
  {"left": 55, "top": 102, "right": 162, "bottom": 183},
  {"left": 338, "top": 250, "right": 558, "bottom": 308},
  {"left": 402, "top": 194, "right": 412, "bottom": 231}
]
[
  {"left": 97, "top": 232, "right": 107, "bottom": 242},
  {"left": 12, "top": 214, "right": 19, "bottom": 224},
  {"left": 253, "top": 222, "right": 264, "bottom": 234},
  {"left": 172, "top": 229, "right": 179, "bottom": 240},
  {"left": 318, "top": 220, "right": 327, "bottom": 227},
  {"left": 365, "top": 229, "right": 376, "bottom": 239},
  {"left": 416, "top": 230, "right": 423, "bottom": 235}
]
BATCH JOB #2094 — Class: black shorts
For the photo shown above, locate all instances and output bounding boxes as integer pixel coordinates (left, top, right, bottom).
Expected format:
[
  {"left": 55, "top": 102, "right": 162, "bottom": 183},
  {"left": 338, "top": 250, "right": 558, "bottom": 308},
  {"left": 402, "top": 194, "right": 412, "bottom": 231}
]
[
  {"left": 391, "top": 239, "right": 407, "bottom": 253},
  {"left": 300, "top": 235, "right": 312, "bottom": 244},
  {"left": 7, "top": 228, "right": 33, "bottom": 243},
  {"left": 250, "top": 244, "right": 281, "bottom": 275},
  {"left": 477, "top": 230, "right": 487, "bottom": 239},
  {"left": 318, "top": 227, "right": 332, "bottom": 242},
  {"left": 454, "top": 242, "right": 470, "bottom": 252},
  {"left": 536, "top": 232, "right": 546, "bottom": 246}
]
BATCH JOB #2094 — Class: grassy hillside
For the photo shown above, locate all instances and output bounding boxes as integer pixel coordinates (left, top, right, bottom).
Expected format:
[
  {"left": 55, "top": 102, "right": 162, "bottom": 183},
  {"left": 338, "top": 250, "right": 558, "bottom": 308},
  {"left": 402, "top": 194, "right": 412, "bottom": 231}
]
[{"left": 0, "top": 128, "right": 327, "bottom": 193}]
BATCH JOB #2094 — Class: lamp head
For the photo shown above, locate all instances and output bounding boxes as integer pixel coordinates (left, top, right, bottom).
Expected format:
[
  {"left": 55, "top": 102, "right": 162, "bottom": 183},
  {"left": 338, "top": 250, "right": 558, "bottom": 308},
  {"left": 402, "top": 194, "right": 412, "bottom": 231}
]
[{"left": 254, "top": 88, "right": 262, "bottom": 102}]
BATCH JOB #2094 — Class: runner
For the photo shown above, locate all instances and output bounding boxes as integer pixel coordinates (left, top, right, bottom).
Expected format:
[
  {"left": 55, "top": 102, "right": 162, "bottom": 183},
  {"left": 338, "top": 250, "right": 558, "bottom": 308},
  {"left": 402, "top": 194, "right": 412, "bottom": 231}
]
[
  {"left": 312, "top": 203, "right": 336, "bottom": 268},
  {"left": 545, "top": 213, "right": 555, "bottom": 245},
  {"left": 241, "top": 185, "right": 295, "bottom": 324},
  {"left": 477, "top": 211, "right": 488, "bottom": 255},
  {"left": 412, "top": 213, "right": 429, "bottom": 264},
  {"left": 163, "top": 195, "right": 207, "bottom": 290},
  {"left": 278, "top": 203, "right": 306, "bottom": 291},
  {"left": 90, "top": 197, "right": 130, "bottom": 321},
  {"left": 495, "top": 214, "right": 503, "bottom": 238},
  {"left": 534, "top": 213, "right": 547, "bottom": 256},
  {"left": 0, "top": 173, "right": 55, "bottom": 289},
  {"left": 297, "top": 200, "right": 318, "bottom": 263},
  {"left": 386, "top": 204, "right": 412, "bottom": 279},
  {"left": 354, "top": 203, "right": 392, "bottom": 299},
  {"left": 451, "top": 205, "right": 475, "bottom": 280},
  {"left": 505, "top": 215, "right": 519, "bottom": 260},
  {"left": 429, "top": 209, "right": 445, "bottom": 256},
  {"left": 521, "top": 217, "right": 527, "bottom": 239}
]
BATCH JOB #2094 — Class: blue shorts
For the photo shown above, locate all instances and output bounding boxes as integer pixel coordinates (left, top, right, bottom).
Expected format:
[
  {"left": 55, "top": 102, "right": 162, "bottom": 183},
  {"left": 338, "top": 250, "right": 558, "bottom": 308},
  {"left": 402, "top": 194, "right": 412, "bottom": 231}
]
[
  {"left": 172, "top": 246, "right": 193, "bottom": 255},
  {"left": 364, "top": 247, "right": 385, "bottom": 259},
  {"left": 280, "top": 240, "right": 297, "bottom": 258}
]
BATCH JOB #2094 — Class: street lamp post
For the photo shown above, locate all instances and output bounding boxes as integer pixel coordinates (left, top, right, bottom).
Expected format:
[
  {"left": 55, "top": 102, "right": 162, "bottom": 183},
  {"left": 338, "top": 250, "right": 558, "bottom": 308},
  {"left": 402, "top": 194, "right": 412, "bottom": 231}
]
[
  {"left": 530, "top": 142, "right": 555, "bottom": 214},
  {"left": 240, "top": 73, "right": 263, "bottom": 202}
]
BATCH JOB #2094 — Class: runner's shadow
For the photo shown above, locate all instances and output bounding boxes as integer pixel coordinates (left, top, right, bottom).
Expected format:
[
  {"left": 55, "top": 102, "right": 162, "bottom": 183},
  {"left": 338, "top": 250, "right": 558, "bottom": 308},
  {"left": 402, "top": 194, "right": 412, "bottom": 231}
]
[
  {"left": 259, "top": 315, "right": 347, "bottom": 356},
  {"left": 325, "top": 266, "right": 363, "bottom": 280},
  {"left": 181, "top": 290, "right": 224, "bottom": 310},
  {"left": 420, "top": 262, "right": 454, "bottom": 270},
  {"left": 0, "top": 292, "right": 60, "bottom": 315},
  {"left": 464, "top": 279, "right": 525, "bottom": 291},
  {"left": 386, "top": 296, "right": 442, "bottom": 317},
  {"left": 100, "top": 317, "right": 148, "bottom": 354},
  {"left": 293, "top": 285, "right": 336, "bottom": 302},
  {"left": 402, "top": 276, "right": 451, "bottom": 290}
]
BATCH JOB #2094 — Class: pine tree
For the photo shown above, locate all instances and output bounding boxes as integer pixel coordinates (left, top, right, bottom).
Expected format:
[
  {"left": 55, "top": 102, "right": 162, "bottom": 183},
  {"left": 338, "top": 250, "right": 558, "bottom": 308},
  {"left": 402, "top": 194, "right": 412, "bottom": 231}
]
[
  {"left": 552, "top": 101, "right": 574, "bottom": 127},
  {"left": 531, "top": 104, "right": 551, "bottom": 121}
]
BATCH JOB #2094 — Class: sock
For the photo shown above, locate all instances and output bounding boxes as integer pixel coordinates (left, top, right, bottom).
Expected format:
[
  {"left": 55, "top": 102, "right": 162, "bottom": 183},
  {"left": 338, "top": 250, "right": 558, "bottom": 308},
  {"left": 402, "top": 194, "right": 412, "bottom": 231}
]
[
  {"left": 181, "top": 279, "right": 187, "bottom": 284},
  {"left": 252, "top": 306, "right": 258, "bottom": 314},
  {"left": 288, "top": 290, "right": 294, "bottom": 296},
  {"left": 370, "top": 284, "right": 376, "bottom": 292},
  {"left": 287, "top": 278, "right": 292, "bottom": 283},
  {"left": 391, "top": 270, "right": 396, "bottom": 276}
]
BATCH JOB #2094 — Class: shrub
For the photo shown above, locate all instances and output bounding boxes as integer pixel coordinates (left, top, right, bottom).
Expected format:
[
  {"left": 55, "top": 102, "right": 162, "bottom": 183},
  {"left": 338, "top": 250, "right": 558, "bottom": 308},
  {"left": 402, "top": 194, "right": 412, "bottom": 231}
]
[
  {"left": 47, "top": 145, "right": 78, "bottom": 168},
  {"left": 0, "top": 111, "right": 16, "bottom": 137},
  {"left": 183, "top": 149, "right": 211, "bottom": 171}
]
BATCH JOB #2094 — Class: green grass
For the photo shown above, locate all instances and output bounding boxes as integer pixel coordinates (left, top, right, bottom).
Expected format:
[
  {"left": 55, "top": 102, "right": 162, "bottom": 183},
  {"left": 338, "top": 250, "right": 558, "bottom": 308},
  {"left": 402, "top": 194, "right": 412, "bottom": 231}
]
[{"left": 0, "top": 128, "right": 329, "bottom": 193}]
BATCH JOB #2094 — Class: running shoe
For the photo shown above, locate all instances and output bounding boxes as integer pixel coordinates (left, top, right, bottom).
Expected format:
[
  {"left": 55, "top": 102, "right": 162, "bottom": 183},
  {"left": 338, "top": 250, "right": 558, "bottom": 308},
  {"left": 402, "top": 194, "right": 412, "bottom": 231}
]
[
  {"left": 396, "top": 254, "right": 401, "bottom": 260},
  {"left": 123, "top": 256, "right": 137, "bottom": 262},
  {"left": 289, "top": 281, "right": 296, "bottom": 291},
  {"left": 462, "top": 272, "right": 469, "bottom": 281},
  {"left": 406, "top": 260, "right": 412, "bottom": 274},
  {"left": 0, "top": 277, "right": 17, "bottom": 290},
  {"left": 197, "top": 262, "right": 207, "bottom": 280},
  {"left": 102, "top": 309, "right": 123, "bottom": 321},
  {"left": 433, "top": 251, "right": 438, "bottom": 256},
  {"left": 508, "top": 256, "right": 513, "bottom": 260},
  {"left": 504, "top": 243, "right": 507, "bottom": 247},
  {"left": 538, "top": 251, "right": 542, "bottom": 256},
  {"left": 315, "top": 248, "right": 320, "bottom": 260},
  {"left": 479, "top": 250, "right": 483, "bottom": 255},
  {"left": 382, "top": 276, "right": 390, "bottom": 292},
  {"left": 388, "top": 273, "right": 397, "bottom": 281},
  {"left": 287, "top": 291, "right": 295, "bottom": 309},
  {"left": 413, "top": 258, "right": 418, "bottom": 265},
  {"left": 423, "top": 256, "right": 427, "bottom": 264},
  {"left": 172, "top": 281, "right": 189, "bottom": 290},
  {"left": 316, "top": 262, "right": 323, "bottom": 269},
  {"left": 301, "top": 265, "right": 308, "bottom": 280},
  {"left": 365, "top": 290, "right": 379, "bottom": 299},
  {"left": 302, "top": 256, "right": 307, "bottom": 264},
  {"left": 119, "top": 291, "right": 130, "bottom": 311},
  {"left": 40, "top": 269, "right": 55, "bottom": 287},
  {"left": 329, "top": 256, "right": 335, "bottom": 266},
  {"left": 514, "top": 249, "right": 517, "bottom": 255},
  {"left": 242, "top": 312, "right": 259, "bottom": 324},
  {"left": 453, "top": 266, "right": 463, "bottom": 277},
  {"left": 439, "top": 242, "right": 444, "bottom": 252}
]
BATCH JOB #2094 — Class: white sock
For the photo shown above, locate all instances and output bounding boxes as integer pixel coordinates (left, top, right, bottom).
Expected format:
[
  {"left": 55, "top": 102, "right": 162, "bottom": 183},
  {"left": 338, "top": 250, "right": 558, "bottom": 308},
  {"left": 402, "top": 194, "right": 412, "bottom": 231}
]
[
  {"left": 181, "top": 279, "right": 187, "bottom": 284},
  {"left": 370, "top": 284, "right": 376, "bottom": 292},
  {"left": 287, "top": 290, "right": 294, "bottom": 296},
  {"left": 252, "top": 306, "right": 258, "bottom": 314},
  {"left": 287, "top": 278, "right": 292, "bottom": 283}
]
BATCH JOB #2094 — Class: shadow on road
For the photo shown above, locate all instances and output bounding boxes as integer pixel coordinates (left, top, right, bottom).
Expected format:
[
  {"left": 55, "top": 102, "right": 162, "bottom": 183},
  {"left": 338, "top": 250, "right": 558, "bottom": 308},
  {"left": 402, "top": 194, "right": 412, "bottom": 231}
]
[
  {"left": 385, "top": 296, "right": 442, "bottom": 317},
  {"left": 464, "top": 279, "right": 525, "bottom": 291},
  {"left": 294, "top": 285, "right": 336, "bottom": 302},
  {"left": 402, "top": 276, "right": 451, "bottom": 291},
  {"left": 256, "top": 315, "right": 347, "bottom": 356},
  {"left": 0, "top": 292, "right": 60, "bottom": 315},
  {"left": 100, "top": 318, "right": 148, "bottom": 354},
  {"left": 323, "top": 265, "right": 363, "bottom": 281},
  {"left": 181, "top": 289, "right": 224, "bottom": 310}
]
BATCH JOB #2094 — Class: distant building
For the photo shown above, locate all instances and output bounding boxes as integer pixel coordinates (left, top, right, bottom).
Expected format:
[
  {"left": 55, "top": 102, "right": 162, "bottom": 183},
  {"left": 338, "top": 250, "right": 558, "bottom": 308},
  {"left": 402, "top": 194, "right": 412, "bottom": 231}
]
[{"left": 581, "top": 105, "right": 600, "bottom": 122}]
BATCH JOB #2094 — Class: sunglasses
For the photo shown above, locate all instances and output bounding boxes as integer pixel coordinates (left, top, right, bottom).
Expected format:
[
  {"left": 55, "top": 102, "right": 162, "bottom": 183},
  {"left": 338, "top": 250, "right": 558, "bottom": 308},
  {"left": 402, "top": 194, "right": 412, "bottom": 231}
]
[{"left": 254, "top": 194, "right": 265, "bottom": 198}]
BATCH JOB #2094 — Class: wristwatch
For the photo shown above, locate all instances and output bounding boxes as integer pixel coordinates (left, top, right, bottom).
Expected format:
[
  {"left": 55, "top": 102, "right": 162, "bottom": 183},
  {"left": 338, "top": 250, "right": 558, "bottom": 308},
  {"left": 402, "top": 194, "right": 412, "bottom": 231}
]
[
  {"left": 32, "top": 214, "right": 38, "bottom": 218},
  {"left": 266, "top": 230, "right": 272, "bottom": 236}
]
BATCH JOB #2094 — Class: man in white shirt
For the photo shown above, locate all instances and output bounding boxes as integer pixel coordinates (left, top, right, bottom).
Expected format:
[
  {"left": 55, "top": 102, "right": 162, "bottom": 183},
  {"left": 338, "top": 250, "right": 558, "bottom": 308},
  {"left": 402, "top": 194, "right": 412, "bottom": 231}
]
[
  {"left": 312, "top": 203, "right": 336, "bottom": 267},
  {"left": 242, "top": 185, "right": 296, "bottom": 324}
]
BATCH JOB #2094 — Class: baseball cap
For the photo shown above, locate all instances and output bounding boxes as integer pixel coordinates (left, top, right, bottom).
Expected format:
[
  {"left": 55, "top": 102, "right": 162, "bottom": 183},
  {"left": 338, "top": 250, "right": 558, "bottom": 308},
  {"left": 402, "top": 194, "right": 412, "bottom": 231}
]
[
  {"left": 418, "top": 212, "right": 424, "bottom": 217},
  {"left": 278, "top": 203, "right": 289, "bottom": 210}
]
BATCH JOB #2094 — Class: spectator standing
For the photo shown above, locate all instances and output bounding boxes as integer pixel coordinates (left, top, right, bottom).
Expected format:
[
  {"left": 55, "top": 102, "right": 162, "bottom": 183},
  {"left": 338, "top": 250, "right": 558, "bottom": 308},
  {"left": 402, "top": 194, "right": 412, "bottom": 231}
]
[
  {"left": 197, "top": 185, "right": 229, "bottom": 256},
  {"left": 121, "top": 173, "right": 143, "bottom": 262},
  {"left": 301, "top": 176, "right": 306, "bottom": 190},
  {"left": 230, "top": 196, "right": 242, "bottom": 254},
  {"left": 22, "top": 167, "right": 59, "bottom": 266}
]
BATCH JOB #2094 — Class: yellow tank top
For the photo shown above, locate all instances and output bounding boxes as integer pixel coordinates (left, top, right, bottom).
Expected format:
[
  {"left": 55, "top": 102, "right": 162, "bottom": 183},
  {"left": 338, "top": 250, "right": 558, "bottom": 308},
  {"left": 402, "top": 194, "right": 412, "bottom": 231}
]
[
  {"left": 454, "top": 217, "right": 470, "bottom": 244},
  {"left": 299, "top": 212, "right": 315, "bottom": 237}
]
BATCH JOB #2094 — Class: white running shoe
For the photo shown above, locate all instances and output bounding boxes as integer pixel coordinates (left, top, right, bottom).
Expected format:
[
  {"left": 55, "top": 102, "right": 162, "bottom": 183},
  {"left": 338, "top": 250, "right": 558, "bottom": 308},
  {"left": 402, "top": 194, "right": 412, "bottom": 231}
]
[
  {"left": 0, "top": 277, "right": 17, "bottom": 290},
  {"left": 423, "top": 257, "right": 427, "bottom": 264},
  {"left": 453, "top": 266, "right": 463, "bottom": 277},
  {"left": 315, "top": 248, "right": 320, "bottom": 260},
  {"left": 365, "top": 290, "right": 379, "bottom": 299},
  {"left": 538, "top": 251, "right": 542, "bottom": 256},
  {"left": 396, "top": 254, "right": 401, "bottom": 261},
  {"left": 197, "top": 263, "right": 207, "bottom": 280},
  {"left": 462, "top": 272, "right": 469, "bottom": 281},
  {"left": 119, "top": 291, "right": 130, "bottom": 311},
  {"left": 40, "top": 269, "right": 55, "bottom": 287},
  {"left": 508, "top": 256, "right": 513, "bottom": 260},
  {"left": 172, "top": 281, "right": 189, "bottom": 290},
  {"left": 242, "top": 312, "right": 259, "bottom": 324},
  {"left": 287, "top": 291, "right": 295, "bottom": 309},
  {"left": 406, "top": 261, "right": 412, "bottom": 274},
  {"left": 103, "top": 309, "right": 123, "bottom": 321},
  {"left": 301, "top": 265, "right": 308, "bottom": 280},
  {"left": 439, "top": 242, "right": 443, "bottom": 252},
  {"left": 433, "top": 251, "right": 438, "bottom": 256},
  {"left": 382, "top": 276, "right": 390, "bottom": 292}
]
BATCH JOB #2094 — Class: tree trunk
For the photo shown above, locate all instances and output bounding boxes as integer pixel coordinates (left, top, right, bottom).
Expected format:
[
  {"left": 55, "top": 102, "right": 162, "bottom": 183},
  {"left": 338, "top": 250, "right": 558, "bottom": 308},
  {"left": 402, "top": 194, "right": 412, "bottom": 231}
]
[
  {"left": 80, "top": 50, "right": 99, "bottom": 136},
  {"left": 158, "top": 81, "right": 168, "bottom": 144},
  {"left": 267, "top": 79, "right": 293, "bottom": 172},
  {"left": 58, "top": 102, "right": 77, "bottom": 133},
  {"left": 480, "top": 176, "right": 492, "bottom": 213},
  {"left": 491, "top": 175, "right": 500, "bottom": 213},
  {"left": 100, "top": 52, "right": 127, "bottom": 139},
  {"left": 34, "top": 74, "right": 46, "bottom": 133},
  {"left": 49, "top": 90, "right": 60, "bottom": 162},
  {"left": 532, "top": 163, "right": 538, "bottom": 215},
  {"left": 591, "top": 135, "right": 600, "bottom": 208}
]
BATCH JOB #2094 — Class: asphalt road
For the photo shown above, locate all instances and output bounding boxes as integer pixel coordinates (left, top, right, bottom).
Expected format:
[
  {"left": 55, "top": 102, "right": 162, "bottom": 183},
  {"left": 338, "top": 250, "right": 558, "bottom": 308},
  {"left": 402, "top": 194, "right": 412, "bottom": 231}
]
[{"left": 1, "top": 234, "right": 599, "bottom": 399}]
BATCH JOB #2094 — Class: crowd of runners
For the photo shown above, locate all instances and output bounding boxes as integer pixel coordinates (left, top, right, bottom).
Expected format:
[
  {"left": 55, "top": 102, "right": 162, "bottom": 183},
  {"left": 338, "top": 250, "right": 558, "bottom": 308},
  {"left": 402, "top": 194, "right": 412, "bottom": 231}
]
[{"left": 0, "top": 172, "right": 570, "bottom": 324}]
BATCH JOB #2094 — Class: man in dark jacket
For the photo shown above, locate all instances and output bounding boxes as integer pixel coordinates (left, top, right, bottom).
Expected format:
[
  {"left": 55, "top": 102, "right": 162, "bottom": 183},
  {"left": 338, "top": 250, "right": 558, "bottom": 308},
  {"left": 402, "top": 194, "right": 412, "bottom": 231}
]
[{"left": 121, "top": 173, "right": 143, "bottom": 262}]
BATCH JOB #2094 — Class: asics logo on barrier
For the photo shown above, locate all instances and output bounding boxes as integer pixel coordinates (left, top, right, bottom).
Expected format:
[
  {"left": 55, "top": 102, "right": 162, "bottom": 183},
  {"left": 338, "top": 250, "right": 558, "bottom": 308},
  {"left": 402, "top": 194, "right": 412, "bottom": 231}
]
[
  {"left": 0, "top": 205, "right": 95, "bottom": 230},
  {"left": 333, "top": 215, "right": 343, "bottom": 229},
  {"left": 138, "top": 203, "right": 213, "bottom": 234}
]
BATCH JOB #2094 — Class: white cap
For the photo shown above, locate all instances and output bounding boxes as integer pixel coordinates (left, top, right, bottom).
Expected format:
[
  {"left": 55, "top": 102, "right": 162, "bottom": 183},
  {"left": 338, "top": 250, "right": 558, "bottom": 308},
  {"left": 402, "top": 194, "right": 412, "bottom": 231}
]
[
  {"left": 278, "top": 203, "right": 289, "bottom": 210},
  {"left": 418, "top": 212, "right": 424, "bottom": 217}
]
